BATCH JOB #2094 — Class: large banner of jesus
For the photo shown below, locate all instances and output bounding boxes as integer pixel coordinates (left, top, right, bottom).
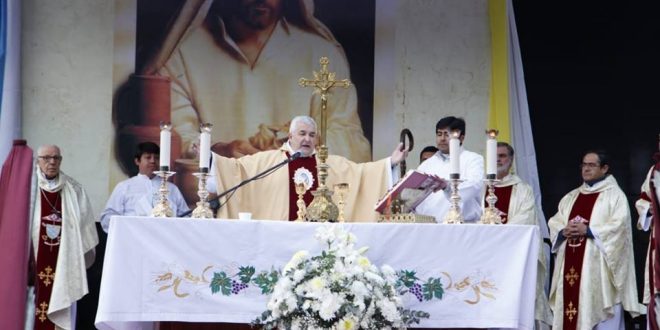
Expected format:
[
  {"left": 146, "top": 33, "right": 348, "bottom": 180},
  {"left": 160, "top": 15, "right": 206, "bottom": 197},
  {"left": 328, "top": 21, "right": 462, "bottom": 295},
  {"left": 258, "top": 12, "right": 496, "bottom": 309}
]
[{"left": 112, "top": 0, "right": 375, "bottom": 203}]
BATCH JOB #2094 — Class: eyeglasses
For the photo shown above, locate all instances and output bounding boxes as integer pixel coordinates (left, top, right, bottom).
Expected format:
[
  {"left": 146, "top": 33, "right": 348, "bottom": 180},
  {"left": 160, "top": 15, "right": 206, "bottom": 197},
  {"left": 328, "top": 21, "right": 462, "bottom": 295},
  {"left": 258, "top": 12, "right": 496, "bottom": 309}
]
[
  {"left": 580, "top": 162, "right": 600, "bottom": 169},
  {"left": 38, "top": 155, "right": 63, "bottom": 162}
]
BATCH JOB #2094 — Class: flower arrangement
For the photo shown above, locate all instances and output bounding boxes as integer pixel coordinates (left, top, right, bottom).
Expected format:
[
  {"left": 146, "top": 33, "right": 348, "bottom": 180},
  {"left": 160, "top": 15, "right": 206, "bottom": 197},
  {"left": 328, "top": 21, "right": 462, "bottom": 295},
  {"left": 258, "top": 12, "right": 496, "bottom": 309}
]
[{"left": 253, "top": 225, "right": 429, "bottom": 329}]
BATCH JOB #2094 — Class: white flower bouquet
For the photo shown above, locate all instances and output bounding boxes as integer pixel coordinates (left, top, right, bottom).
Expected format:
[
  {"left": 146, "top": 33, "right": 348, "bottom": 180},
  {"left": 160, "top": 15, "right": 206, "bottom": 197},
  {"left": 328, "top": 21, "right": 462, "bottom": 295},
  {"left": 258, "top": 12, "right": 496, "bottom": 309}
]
[{"left": 253, "top": 225, "right": 428, "bottom": 329}]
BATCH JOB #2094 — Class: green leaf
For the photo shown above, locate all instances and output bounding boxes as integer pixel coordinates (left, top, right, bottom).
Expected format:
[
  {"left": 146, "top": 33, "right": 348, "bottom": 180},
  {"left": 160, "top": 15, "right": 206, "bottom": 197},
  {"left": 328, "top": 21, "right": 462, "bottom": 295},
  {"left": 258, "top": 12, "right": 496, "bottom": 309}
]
[
  {"left": 396, "top": 270, "right": 419, "bottom": 288},
  {"left": 422, "top": 277, "right": 444, "bottom": 300},
  {"left": 238, "top": 266, "right": 256, "bottom": 284},
  {"left": 253, "top": 270, "right": 280, "bottom": 294},
  {"left": 209, "top": 272, "right": 232, "bottom": 296}
]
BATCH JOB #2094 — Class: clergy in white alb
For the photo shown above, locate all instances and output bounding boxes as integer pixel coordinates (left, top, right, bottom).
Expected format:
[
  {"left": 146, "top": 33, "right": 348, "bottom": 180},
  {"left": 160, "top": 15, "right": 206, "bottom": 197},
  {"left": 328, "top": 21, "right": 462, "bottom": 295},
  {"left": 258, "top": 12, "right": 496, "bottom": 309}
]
[
  {"left": 28, "top": 145, "right": 99, "bottom": 330},
  {"left": 635, "top": 151, "right": 660, "bottom": 330},
  {"left": 548, "top": 150, "right": 645, "bottom": 330},
  {"left": 211, "top": 116, "right": 407, "bottom": 221},
  {"left": 156, "top": 0, "right": 370, "bottom": 161},
  {"left": 492, "top": 142, "right": 552, "bottom": 327},
  {"left": 100, "top": 142, "right": 189, "bottom": 232},
  {"left": 414, "top": 116, "right": 484, "bottom": 222}
]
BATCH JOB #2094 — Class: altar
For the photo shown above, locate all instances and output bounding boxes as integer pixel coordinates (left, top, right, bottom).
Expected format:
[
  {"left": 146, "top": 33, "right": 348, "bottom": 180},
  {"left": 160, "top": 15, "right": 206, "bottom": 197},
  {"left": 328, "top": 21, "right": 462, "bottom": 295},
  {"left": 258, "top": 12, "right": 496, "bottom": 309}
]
[{"left": 95, "top": 216, "right": 539, "bottom": 329}]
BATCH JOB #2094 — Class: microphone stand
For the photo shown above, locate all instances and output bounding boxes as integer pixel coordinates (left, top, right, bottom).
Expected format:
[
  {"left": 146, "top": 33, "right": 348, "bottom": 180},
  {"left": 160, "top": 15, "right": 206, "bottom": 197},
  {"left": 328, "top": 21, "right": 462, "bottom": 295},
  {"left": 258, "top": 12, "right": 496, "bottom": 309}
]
[{"left": 178, "top": 153, "right": 301, "bottom": 218}]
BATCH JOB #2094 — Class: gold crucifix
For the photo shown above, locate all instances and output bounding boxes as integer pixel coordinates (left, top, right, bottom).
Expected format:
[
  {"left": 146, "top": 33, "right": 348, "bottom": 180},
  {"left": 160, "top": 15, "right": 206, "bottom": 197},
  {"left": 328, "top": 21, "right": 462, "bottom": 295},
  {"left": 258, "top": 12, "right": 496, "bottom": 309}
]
[{"left": 298, "top": 57, "right": 351, "bottom": 146}]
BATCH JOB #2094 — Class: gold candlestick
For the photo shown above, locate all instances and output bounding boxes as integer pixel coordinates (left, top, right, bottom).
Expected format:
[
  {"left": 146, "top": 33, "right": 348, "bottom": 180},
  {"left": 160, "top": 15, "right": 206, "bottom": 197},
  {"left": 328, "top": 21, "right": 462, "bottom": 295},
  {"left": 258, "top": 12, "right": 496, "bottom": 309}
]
[
  {"left": 191, "top": 171, "right": 213, "bottom": 218},
  {"left": 480, "top": 176, "right": 502, "bottom": 224},
  {"left": 295, "top": 183, "right": 307, "bottom": 222},
  {"left": 443, "top": 175, "right": 464, "bottom": 224},
  {"left": 334, "top": 183, "right": 349, "bottom": 222},
  {"left": 151, "top": 169, "right": 176, "bottom": 217}
]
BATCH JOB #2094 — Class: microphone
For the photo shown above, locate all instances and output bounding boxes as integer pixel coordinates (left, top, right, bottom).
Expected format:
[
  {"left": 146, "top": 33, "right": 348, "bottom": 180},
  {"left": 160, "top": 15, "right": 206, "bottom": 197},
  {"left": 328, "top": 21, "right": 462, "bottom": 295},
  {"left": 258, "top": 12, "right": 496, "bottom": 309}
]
[{"left": 289, "top": 151, "right": 302, "bottom": 160}]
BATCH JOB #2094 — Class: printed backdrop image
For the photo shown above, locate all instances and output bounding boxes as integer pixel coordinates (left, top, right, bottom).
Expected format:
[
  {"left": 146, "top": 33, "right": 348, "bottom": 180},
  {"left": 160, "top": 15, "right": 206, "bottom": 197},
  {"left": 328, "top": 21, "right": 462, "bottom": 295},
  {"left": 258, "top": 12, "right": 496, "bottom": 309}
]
[
  {"left": 112, "top": 0, "right": 376, "bottom": 205},
  {"left": 110, "top": 0, "right": 497, "bottom": 211}
]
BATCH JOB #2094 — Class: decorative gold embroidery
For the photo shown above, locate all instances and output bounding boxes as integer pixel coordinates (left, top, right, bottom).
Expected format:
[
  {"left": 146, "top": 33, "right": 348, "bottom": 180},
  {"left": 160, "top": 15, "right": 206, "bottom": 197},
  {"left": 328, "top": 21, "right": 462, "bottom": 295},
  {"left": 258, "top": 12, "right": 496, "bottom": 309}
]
[
  {"left": 443, "top": 273, "right": 498, "bottom": 304},
  {"left": 154, "top": 266, "right": 213, "bottom": 298},
  {"left": 565, "top": 266, "right": 579, "bottom": 287},
  {"left": 565, "top": 301, "right": 577, "bottom": 322},
  {"left": 37, "top": 301, "right": 48, "bottom": 322},
  {"left": 38, "top": 266, "right": 55, "bottom": 287}
]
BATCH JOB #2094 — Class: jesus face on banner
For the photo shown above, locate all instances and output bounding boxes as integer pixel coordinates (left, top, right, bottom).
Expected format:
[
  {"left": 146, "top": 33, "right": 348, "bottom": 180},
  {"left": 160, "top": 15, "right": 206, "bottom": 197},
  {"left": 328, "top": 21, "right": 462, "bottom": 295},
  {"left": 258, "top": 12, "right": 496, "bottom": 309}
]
[{"left": 112, "top": 0, "right": 375, "bottom": 204}]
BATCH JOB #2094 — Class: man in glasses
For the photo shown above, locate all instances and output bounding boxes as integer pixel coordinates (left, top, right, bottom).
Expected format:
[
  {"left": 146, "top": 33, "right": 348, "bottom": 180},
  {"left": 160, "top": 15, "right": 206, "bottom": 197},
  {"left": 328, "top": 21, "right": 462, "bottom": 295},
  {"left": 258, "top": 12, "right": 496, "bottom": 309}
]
[
  {"left": 548, "top": 150, "right": 645, "bottom": 329},
  {"left": 28, "top": 145, "right": 99, "bottom": 330}
]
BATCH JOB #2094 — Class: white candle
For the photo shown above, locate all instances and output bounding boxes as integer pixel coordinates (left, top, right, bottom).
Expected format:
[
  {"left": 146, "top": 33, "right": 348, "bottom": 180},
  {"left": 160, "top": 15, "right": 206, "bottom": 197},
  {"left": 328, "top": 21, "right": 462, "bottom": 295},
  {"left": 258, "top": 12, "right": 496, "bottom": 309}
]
[
  {"left": 199, "top": 129, "right": 210, "bottom": 169},
  {"left": 449, "top": 132, "right": 460, "bottom": 175},
  {"left": 486, "top": 136, "right": 497, "bottom": 175},
  {"left": 160, "top": 124, "right": 171, "bottom": 169}
]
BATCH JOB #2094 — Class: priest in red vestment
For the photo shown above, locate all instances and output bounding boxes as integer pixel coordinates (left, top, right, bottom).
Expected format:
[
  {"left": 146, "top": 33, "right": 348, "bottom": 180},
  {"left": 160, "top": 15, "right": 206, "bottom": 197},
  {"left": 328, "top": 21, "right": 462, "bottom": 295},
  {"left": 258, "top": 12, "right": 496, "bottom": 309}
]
[
  {"left": 211, "top": 115, "right": 408, "bottom": 221},
  {"left": 635, "top": 138, "right": 660, "bottom": 330},
  {"left": 490, "top": 142, "right": 552, "bottom": 328},
  {"left": 27, "top": 145, "right": 99, "bottom": 330},
  {"left": 548, "top": 150, "right": 645, "bottom": 330}
]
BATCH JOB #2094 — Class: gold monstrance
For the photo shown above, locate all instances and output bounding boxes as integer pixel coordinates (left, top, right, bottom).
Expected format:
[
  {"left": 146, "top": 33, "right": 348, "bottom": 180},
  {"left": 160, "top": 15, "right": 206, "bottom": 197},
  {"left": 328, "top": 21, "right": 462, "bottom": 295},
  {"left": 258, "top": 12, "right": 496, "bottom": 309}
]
[{"left": 298, "top": 57, "right": 351, "bottom": 222}]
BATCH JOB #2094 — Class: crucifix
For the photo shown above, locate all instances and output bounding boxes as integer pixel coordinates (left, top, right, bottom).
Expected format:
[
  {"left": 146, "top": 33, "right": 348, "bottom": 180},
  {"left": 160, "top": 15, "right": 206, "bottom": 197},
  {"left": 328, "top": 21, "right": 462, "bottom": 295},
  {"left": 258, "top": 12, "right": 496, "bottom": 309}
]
[
  {"left": 298, "top": 56, "right": 351, "bottom": 146},
  {"left": 298, "top": 57, "right": 351, "bottom": 222}
]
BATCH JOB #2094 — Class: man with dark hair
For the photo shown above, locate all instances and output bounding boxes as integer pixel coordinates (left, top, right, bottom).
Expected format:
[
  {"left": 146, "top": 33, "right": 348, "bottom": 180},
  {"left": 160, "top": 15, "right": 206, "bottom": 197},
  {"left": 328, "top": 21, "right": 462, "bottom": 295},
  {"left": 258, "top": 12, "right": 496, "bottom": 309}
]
[
  {"left": 414, "top": 116, "right": 484, "bottom": 222},
  {"left": 419, "top": 145, "right": 438, "bottom": 163},
  {"left": 548, "top": 150, "right": 645, "bottom": 329},
  {"left": 100, "top": 142, "right": 189, "bottom": 232},
  {"left": 492, "top": 142, "right": 552, "bottom": 328}
]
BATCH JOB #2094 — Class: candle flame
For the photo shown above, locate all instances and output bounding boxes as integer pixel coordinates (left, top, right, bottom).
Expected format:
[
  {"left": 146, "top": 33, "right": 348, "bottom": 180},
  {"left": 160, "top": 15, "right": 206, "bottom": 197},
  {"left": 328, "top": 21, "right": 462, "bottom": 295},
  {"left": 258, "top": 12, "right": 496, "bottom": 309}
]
[
  {"left": 200, "top": 123, "right": 213, "bottom": 133},
  {"left": 486, "top": 129, "right": 499, "bottom": 139}
]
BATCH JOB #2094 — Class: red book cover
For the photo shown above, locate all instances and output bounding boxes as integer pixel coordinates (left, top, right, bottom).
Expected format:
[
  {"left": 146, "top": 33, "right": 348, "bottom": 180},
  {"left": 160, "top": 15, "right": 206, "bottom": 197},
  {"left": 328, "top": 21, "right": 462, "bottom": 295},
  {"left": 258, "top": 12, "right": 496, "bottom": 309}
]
[{"left": 374, "top": 170, "right": 445, "bottom": 214}]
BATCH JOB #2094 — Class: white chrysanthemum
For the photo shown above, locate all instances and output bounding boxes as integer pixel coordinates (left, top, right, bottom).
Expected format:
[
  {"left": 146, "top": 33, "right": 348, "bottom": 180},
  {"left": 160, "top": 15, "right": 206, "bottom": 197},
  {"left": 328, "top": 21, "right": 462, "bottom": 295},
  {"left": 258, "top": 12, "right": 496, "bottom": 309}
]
[
  {"left": 290, "top": 318, "right": 303, "bottom": 330},
  {"left": 283, "top": 250, "right": 309, "bottom": 273},
  {"left": 364, "top": 271, "right": 385, "bottom": 286},
  {"left": 283, "top": 292, "right": 298, "bottom": 314},
  {"left": 309, "top": 276, "right": 327, "bottom": 292},
  {"left": 378, "top": 299, "right": 401, "bottom": 323},
  {"left": 380, "top": 265, "right": 397, "bottom": 284},
  {"left": 335, "top": 315, "right": 358, "bottom": 330},
  {"left": 292, "top": 269, "right": 305, "bottom": 283},
  {"left": 357, "top": 256, "right": 371, "bottom": 270},
  {"left": 318, "top": 292, "right": 343, "bottom": 321}
]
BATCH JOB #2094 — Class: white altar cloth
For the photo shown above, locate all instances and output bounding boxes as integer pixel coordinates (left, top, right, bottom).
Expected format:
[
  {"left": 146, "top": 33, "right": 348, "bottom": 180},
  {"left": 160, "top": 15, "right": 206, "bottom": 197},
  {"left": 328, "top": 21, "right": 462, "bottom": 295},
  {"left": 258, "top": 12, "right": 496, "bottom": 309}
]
[{"left": 95, "top": 216, "right": 539, "bottom": 329}]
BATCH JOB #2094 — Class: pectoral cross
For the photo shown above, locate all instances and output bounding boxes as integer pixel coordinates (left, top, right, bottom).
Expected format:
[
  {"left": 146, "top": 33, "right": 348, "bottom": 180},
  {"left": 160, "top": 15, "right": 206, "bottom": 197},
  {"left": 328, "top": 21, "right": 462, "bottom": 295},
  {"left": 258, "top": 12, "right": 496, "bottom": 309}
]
[
  {"left": 298, "top": 57, "right": 351, "bottom": 146},
  {"left": 38, "top": 266, "right": 55, "bottom": 287}
]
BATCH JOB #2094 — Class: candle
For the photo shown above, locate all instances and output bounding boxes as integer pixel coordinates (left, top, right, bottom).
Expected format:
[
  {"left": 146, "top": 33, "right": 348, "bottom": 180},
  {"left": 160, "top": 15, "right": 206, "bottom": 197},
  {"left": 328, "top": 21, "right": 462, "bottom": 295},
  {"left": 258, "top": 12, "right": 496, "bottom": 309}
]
[
  {"left": 199, "top": 124, "right": 211, "bottom": 169},
  {"left": 486, "top": 131, "right": 498, "bottom": 176},
  {"left": 160, "top": 122, "right": 171, "bottom": 169},
  {"left": 449, "top": 131, "right": 460, "bottom": 175}
]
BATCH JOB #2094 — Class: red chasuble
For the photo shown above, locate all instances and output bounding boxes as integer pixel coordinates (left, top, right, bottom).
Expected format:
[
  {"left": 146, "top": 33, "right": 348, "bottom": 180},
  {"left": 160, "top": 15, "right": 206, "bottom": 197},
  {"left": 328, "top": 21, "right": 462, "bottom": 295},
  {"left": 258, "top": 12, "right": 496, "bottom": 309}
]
[
  {"left": 287, "top": 153, "right": 318, "bottom": 221},
  {"left": 562, "top": 192, "right": 600, "bottom": 330},
  {"left": 492, "top": 186, "right": 513, "bottom": 224},
  {"left": 34, "top": 190, "right": 63, "bottom": 330}
]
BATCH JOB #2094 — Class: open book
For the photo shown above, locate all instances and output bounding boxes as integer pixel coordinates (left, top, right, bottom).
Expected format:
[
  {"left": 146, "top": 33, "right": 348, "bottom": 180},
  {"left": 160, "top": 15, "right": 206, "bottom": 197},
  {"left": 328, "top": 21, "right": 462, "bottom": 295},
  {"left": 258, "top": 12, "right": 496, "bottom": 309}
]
[{"left": 374, "top": 170, "right": 446, "bottom": 214}]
